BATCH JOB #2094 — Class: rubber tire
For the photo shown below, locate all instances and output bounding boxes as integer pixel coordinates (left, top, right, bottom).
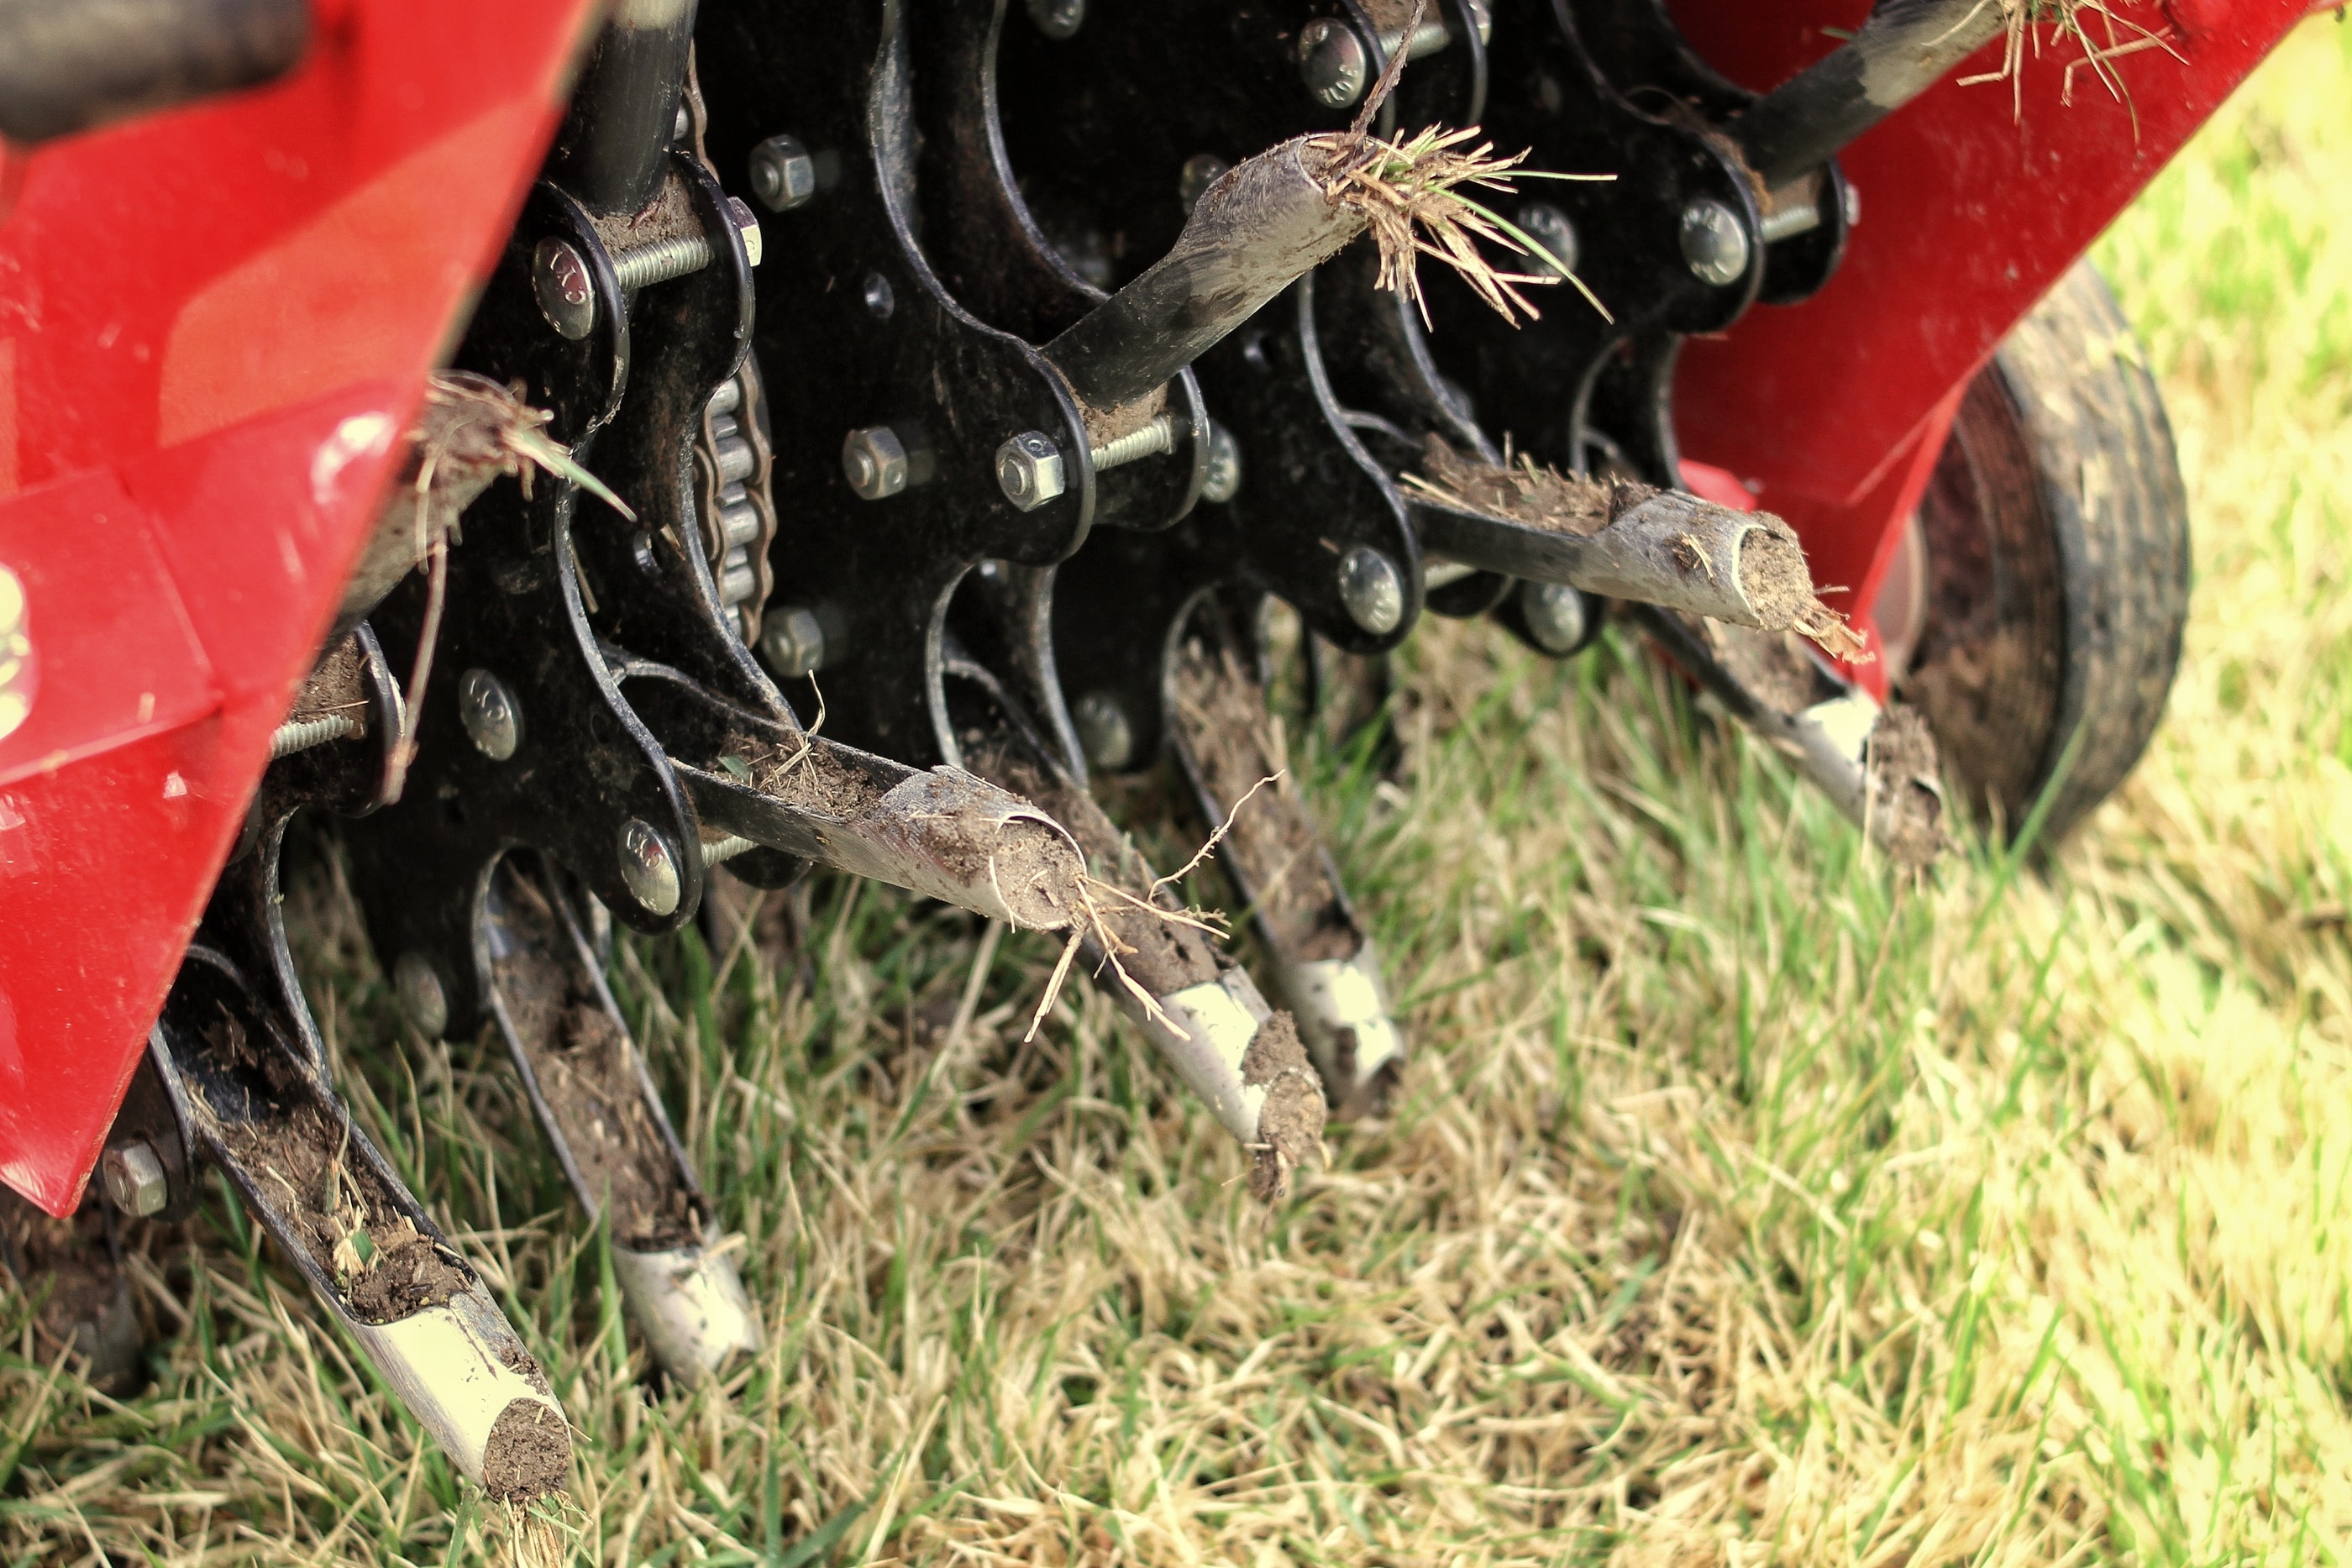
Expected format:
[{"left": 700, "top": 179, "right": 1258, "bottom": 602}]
[{"left": 1904, "top": 259, "right": 2190, "bottom": 848}]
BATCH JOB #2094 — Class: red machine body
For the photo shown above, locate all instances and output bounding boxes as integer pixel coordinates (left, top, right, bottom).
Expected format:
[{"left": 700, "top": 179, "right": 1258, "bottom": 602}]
[{"left": 0, "top": 0, "right": 2319, "bottom": 1216}]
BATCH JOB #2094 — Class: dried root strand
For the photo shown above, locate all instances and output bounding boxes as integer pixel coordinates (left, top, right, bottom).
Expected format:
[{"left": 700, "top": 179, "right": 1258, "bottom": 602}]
[
  {"left": 1303, "top": 0, "right": 1611, "bottom": 328},
  {"left": 1962, "top": 0, "right": 2181, "bottom": 123}
]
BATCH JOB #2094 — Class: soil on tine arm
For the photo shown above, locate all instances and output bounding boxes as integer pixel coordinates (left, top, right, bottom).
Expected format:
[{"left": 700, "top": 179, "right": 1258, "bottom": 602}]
[
  {"left": 963, "top": 742, "right": 1221, "bottom": 996},
  {"left": 1411, "top": 433, "right": 1625, "bottom": 537},
  {"left": 494, "top": 874, "right": 701, "bottom": 1252},
  {"left": 1866, "top": 704, "right": 1948, "bottom": 870},
  {"left": 480, "top": 1398, "right": 570, "bottom": 1503},
  {"left": 202, "top": 1015, "right": 473, "bottom": 1326},
  {"left": 1241, "top": 1010, "right": 1326, "bottom": 1200},
  {"left": 1171, "top": 643, "right": 1359, "bottom": 963}
]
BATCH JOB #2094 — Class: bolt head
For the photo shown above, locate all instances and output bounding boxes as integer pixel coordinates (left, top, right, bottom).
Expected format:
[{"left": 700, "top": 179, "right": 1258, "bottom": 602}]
[
  {"left": 1840, "top": 180, "right": 1862, "bottom": 229},
  {"left": 1678, "top": 199, "right": 1751, "bottom": 287},
  {"left": 862, "top": 271, "right": 895, "bottom": 319},
  {"left": 101, "top": 1142, "right": 168, "bottom": 1218},
  {"left": 843, "top": 427, "right": 911, "bottom": 501},
  {"left": 0, "top": 562, "right": 31, "bottom": 744},
  {"left": 457, "top": 668, "right": 521, "bottom": 761},
  {"left": 748, "top": 134, "right": 818, "bottom": 212},
  {"left": 1516, "top": 201, "right": 1578, "bottom": 278},
  {"left": 995, "top": 431, "right": 1067, "bottom": 511},
  {"left": 617, "top": 819, "right": 682, "bottom": 915},
  {"left": 392, "top": 952, "right": 449, "bottom": 1038},
  {"left": 1200, "top": 423, "right": 1242, "bottom": 505},
  {"left": 1026, "top": 0, "right": 1084, "bottom": 39},
  {"left": 1521, "top": 580, "right": 1592, "bottom": 655},
  {"left": 1179, "top": 153, "right": 1231, "bottom": 214},
  {"left": 1071, "top": 690, "right": 1135, "bottom": 773},
  {"left": 760, "top": 605, "right": 828, "bottom": 679},
  {"left": 1337, "top": 547, "right": 1405, "bottom": 636},
  {"left": 532, "top": 237, "right": 597, "bottom": 340},
  {"left": 1299, "top": 18, "right": 1370, "bottom": 109}
]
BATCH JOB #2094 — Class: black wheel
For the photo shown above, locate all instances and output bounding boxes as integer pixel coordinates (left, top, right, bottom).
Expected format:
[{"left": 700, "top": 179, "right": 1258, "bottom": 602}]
[{"left": 1883, "top": 259, "right": 2191, "bottom": 847}]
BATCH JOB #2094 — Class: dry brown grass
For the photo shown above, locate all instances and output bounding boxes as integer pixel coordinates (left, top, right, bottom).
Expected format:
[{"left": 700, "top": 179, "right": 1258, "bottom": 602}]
[{"left": 6, "top": 17, "right": 2351, "bottom": 1567}]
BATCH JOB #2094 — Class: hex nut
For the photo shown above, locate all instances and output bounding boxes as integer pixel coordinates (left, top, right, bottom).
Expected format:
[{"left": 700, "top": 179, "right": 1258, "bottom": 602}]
[
  {"left": 1516, "top": 202, "right": 1578, "bottom": 278},
  {"left": 1337, "top": 547, "right": 1405, "bottom": 636},
  {"left": 617, "top": 819, "right": 682, "bottom": 916},
  {"left": 843, "top": 426, "right": 911, "bottom": 501},
  {"left": 748, "top": 134, "right": 818, "bottom": 212},
  {"left": 458, "top": 668, "right": 521, "bottom": 761},
  {"left": 101, "top": 1142, "right": 168, "bottom": 1218},
  {"left": 1299, "top": 18, "right": 1369, "bottom": 109},
  {"left": 392, "top": 952, "right": 449, "bottom": 1038},
  {"left": 532, "top": 237, "right": 597, "bottom": 340},
  {"left": 995, "top": 431, "right": 1067, "bottom": 511},
  {"left": 760, "top": 605, "right": 828, "bottom": 679},
  {"left": 1026, "top": 0, "right": 1084, "bottom": 39},
  {"left": 1679, "top": 199, "right": 1752, "bottom": 287}
]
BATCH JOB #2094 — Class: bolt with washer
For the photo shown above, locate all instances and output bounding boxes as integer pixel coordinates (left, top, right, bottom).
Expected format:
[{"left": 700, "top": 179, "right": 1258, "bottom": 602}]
[
  {"left": 1520, "top": 580, "right": 1593, "bottom": 655},
  {"left": 458, "top": 668, "right": 521, "bottom": 761},
  {"left": 748, "top": 134, "right": 818, "bottom": 212},
  {"left": 393, "top": 952, "right": 449, "bottom": 1038},
  {"left": 1337, "top": 546, "right": 1405, "bottom": 635},
  {"left": 533, "top": 238, "right": 597, "bottom": 340},
  {"left": 843, "top": 426, "right": 911, "bottom": 501},
  {"left": 1298, "top": 18, "right": 1370, "bottom": 108},
  {"left": 1678, "top": 199, "right": 1751, "bottom": 286},
  {"left": 617, "top": 819, "right": 682, "bottom": 915},
  {"left": 1200, "top": 423, "right": 1242, "bottom": 504},
  {"left": 1516, "top": 202, "right": 1578, "bottom": 278},
  {"left": 996, "top": 431, "right": 1067, "bottom": 511},
  {"left": 102, "top": 1142, "right": 169, "bottom": 1218},
  {"left": 760, "top": 605, "right": 829, "bottom": 679}
]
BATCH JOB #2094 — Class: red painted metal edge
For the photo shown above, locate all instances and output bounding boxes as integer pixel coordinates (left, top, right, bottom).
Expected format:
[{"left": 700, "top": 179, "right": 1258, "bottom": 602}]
[{"left": 0, "top": 0, "right": 604, "bottom": 1215}]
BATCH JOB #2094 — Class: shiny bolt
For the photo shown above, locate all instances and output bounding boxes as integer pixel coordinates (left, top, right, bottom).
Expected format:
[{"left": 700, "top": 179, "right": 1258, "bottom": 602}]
[
  {"left": 1841, "top": 181, "right": 1862, "bottom": 228},
  {"left": 995, "top": 431, "right": 1067, "bottom": 511},
  {"left": 760, "top": 605, "right": 827, "bottom": 679},
  {"left": 1517, "top": 202, "right": 1578, "bottom": 277},
  {"left": 1179, "top": 153, "right": 1231, "bottom": 213},
  {"left": 457, "top": 668, "right": 520, "bottom": 761},
  {"left": 1071, "top": 690, "right": 1135, "bottom": 772},
  {"left": 392, "top": 952, "right": 449, "bottom": 1038},
  {"left": 617, "top": 819, "right": 682, "bottom": 915},
  {"left": 862, "top": 271, "right": 895, "bottom": 319},
  {"left": 533, "top": 237, "right": 597, "bottom": 340},
  {"left": 748, "top": 134, "right": 818, "bottom": 212},
  {"left": 1298, "top": 18, "right": 1370, "bottom": 109},
  {"left": 843, "top": 426, "right": 911, "bottom": 500},
  {"left": 1337, "top": 546, "right": 1404, "bottom": 635},
  {"left": 1200, "top": 422, "right": 1242, "bottom": 504},
  {"left": 101, "top": 1143, "right": 168, "bottom": 1218},
  {"left": 1521, "top": 580, "right": 1591, "bottom": 654},
  {"left": 1678, "top": 199, "right": 1751, "bottom": 286},
  {"left": 1026, "top": 0, "right": 1084, "bottom": 38},
  {"left": 673, "top": 104, "right": 691, "bottom": 142}
]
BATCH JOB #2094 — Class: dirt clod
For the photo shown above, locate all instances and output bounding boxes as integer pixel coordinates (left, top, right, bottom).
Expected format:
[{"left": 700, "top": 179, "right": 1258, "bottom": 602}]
[
  {"left": 344, "top": 1233, "right": 472, "bottom": 1323},
  {"left": 1866, "top": 704, "right": 1948, "bottom": 870},
  {"left": 1243, "top": 1013, "right": 1326, "bottom": 1202},
  {"left": 1409, "top": 434, "right": 1630, "bottom": 537},
  {"left": 480, "top": 1398, "right": 570, "bottom": 1503}
]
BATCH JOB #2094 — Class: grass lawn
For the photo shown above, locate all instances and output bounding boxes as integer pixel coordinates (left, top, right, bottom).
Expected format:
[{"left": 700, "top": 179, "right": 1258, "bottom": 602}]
[{"left": 6, "top": 15, "right": 2351, "bottom": 1565}]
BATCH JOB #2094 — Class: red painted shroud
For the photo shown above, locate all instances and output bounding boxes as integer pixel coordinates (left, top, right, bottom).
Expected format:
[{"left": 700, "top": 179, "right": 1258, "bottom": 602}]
[
  {"left": 1665, "top": 0, "right": 2325, "bottom": 692},
  {"left": 0, "top": 1, "right": 2322, "bottom": 1215},
  {"left": 0, "top": 0, "right": 602, "bottom": 1214}
]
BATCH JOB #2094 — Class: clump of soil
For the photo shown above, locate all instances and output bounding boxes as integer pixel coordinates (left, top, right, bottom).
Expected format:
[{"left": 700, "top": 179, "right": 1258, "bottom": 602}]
[
  {"left": 208, "top": 1088, "right": 472, "bottom": 1327},
  {"left": 720, "top": 732, "right": 870, "bottom": 817},
  {"left": 1170, "top": 644, "right": 1360, "bottom": 963},
  {"left": 480, "top": 1398, "right": 570, "bottom": 1502},
  {"left": 1708, "top": 622, "right": 1835, "bottom": 716},
  {"left": 1866, "top": 705, "right": 1948, "bottom": 870},
  {"left": 288, "top": 634, "right": 370, "bottom": 732},
  {"left": 492, "top": 883, "right": 701, "bottom": 1252},
  {"left": 1240, "top": 1011, "right": 1326, "bottom": 1201},
  {"left": 1408, "top": 433, "right": 1627, "bottom": 537}
]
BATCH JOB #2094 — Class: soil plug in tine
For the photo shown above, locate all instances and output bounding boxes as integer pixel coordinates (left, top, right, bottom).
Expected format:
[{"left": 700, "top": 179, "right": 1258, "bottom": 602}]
[
  {"left": 480, "top": 855, "right": 759, "bottom": 1385},
  {"left": 149, "top": 948, "right": 570, "bottom": 1503}
]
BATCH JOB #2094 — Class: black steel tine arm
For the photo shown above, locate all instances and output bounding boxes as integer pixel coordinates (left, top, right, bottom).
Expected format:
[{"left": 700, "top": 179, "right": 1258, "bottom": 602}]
[
  {"left": 1735, "top": 0, "right": 2008, "bottom": 190},
  {"left": 149, "top": 948, "right": 571, "bottom": 1503},
  {"left": 480, "top": 854, "right": 759, "bottom": 1385}
]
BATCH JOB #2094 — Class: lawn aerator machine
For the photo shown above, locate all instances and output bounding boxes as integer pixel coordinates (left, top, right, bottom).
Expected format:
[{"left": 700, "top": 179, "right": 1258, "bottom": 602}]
[{"left": 0, "top": 0, "right": 2324, "bottom": 1507}]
